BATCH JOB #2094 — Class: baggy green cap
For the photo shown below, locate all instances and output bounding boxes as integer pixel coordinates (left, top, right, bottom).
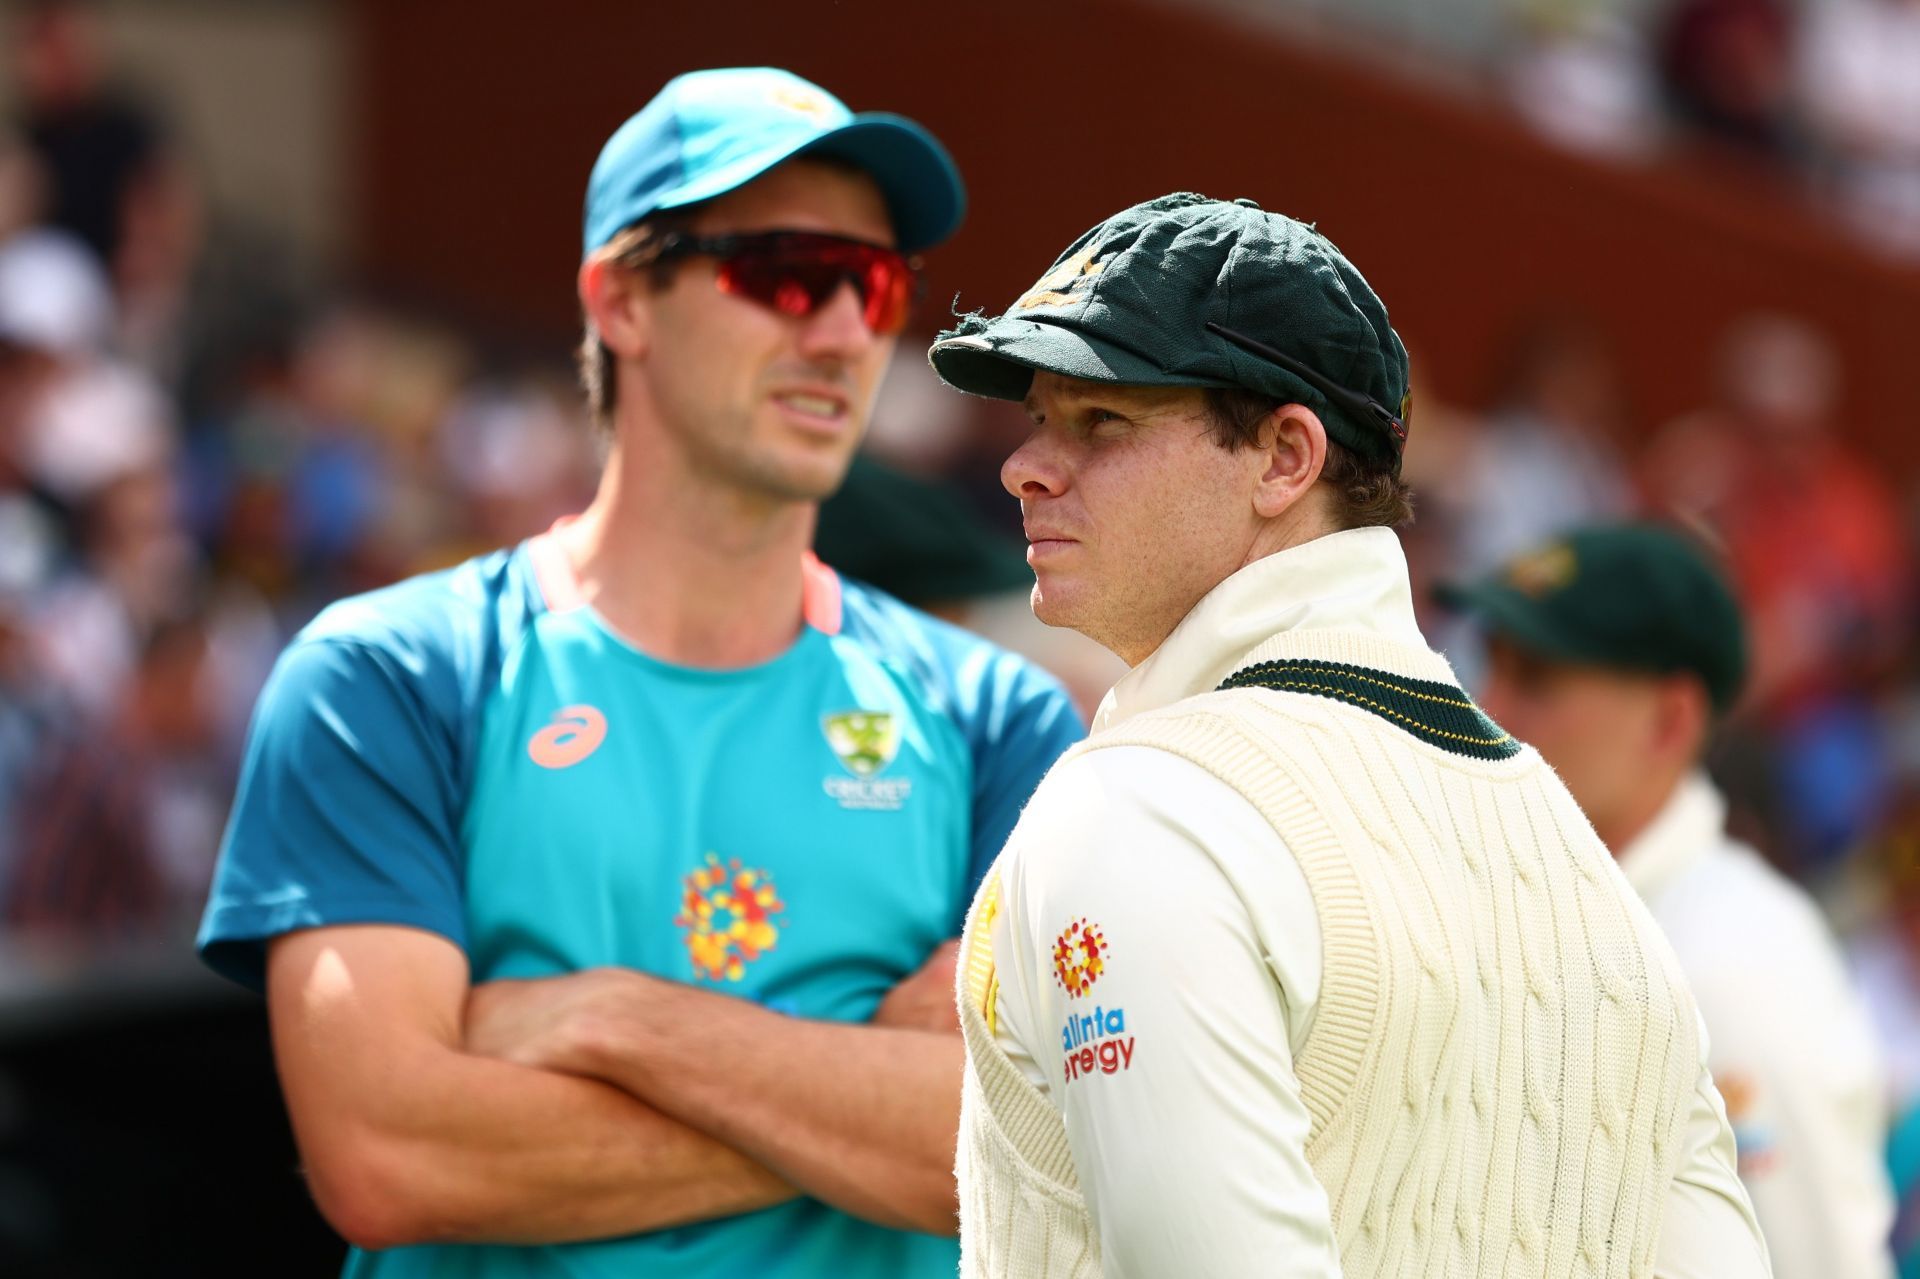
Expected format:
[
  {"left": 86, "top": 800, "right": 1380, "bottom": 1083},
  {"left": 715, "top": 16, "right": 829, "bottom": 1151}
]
[
  {"left": 927, "top": 192, "right": 1410, "bottom": 472},
  {"left": 1437, "top": 523, "right": 1749, "bottom": 712}
]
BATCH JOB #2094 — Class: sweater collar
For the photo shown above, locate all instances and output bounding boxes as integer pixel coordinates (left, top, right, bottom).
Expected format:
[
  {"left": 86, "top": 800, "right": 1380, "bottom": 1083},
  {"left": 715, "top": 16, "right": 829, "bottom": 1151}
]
[
  {"left": 1094, "top": 527, "right": 1445, "bottom": 732},
  {"left": 1616, "top": 772, "right": 1724, "bottom": 903}
]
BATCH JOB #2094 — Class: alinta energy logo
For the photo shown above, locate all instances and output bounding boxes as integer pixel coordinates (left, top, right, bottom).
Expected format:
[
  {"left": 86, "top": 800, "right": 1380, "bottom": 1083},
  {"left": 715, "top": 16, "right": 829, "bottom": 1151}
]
[
  {"left": 674, "top": 854, "right": 785, "bottom": 983},
  {"left": 821, "top": 710, "right": 912, "bottom": 811},
  {"left": 1053, "top": 918, "right": 1133, "bottom": 1085},
  {"left": 1052, "top": 917, "right": 1109, "bottom": 998}
]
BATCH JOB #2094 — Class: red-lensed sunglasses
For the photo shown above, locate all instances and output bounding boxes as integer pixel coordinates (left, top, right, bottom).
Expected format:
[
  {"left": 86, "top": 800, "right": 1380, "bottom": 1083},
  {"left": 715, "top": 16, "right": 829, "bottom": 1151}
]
[{"left": 646, "top": 230, "right": 919, "bottom": 335}]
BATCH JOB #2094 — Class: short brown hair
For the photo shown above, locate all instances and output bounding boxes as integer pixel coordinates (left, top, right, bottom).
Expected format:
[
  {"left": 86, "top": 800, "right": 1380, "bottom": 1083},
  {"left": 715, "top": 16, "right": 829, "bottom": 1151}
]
[
  {"left": 1201, "top": 385, "right": 1414, "bottom": 530},
  {"left": 575, "top": 209, "right": 700, "bottom": 435}
]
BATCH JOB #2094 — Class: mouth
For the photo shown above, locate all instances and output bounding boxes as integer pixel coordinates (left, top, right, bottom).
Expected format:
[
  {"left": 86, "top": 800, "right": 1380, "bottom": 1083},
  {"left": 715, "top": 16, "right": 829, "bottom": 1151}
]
[
  {"left": 771, "top": 388, "right": 852, "bottom": 433},
  {"left": 1023, "top": 529, "right": 1078, "bottom": 562}
]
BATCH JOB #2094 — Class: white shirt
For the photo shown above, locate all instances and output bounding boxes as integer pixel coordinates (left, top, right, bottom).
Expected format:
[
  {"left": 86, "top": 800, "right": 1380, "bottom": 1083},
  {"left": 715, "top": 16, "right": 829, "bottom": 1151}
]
[
  {"left": 989, "top": 528, "right": 1770, "bottom": 1278},
  {"left": 1620, "top": 774, "right": 1895, "bottom": 1279}
]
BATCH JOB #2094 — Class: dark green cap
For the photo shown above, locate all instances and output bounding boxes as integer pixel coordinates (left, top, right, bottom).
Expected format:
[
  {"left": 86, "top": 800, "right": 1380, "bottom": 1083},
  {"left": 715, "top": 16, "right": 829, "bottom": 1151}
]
[
  {"left": 927, "top": 192, "right": 1411, "bottom": 472},
  {"left": 1437, "top": 523, "right": 1749, "bottom": 713}
]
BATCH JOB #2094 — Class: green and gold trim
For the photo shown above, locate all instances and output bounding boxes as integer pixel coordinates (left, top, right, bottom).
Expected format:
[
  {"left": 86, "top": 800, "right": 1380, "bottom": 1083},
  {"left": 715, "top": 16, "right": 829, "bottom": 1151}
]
[{"left": 1218, "top": 659, "right": 1520, "bottom": 760}]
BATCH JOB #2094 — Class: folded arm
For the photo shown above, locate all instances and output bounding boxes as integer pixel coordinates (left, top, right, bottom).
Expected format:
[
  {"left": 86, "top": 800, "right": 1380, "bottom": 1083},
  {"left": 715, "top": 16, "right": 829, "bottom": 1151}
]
[
  {"left": 464, "top": 939, "right": 966, "bottom": 1236},
  {"left": 266, "top": 924, "right": 794, "bottom": 1251}
]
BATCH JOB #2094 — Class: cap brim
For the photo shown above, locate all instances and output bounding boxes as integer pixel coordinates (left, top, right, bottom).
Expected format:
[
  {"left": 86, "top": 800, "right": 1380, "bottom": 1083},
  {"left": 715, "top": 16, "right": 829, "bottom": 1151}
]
[
  {"left": 801, "top": 115, "right": 965, "bottom": 253},
  {"left": 929, "top": 316, "right": 1202, "bottom": 401},
  {"left": 1434, "top": 580, "right": 1603, "bottom": 665}
]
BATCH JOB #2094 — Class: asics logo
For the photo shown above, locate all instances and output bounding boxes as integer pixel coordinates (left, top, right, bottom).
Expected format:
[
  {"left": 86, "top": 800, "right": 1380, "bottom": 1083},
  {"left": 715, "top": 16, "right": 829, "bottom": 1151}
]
[{"left": 527, "top": 705, "right": 607, "bottom": 769}]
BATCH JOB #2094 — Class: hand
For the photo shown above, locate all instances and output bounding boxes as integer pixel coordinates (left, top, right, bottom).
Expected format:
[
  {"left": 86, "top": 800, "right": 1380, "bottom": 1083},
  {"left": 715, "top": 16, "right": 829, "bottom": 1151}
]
[
  {"left": 872, "top": 939, "right": 962, "bottom": 1035},
  {"left": 464, "top": 968, "right": 646, "bottom": 1075}
]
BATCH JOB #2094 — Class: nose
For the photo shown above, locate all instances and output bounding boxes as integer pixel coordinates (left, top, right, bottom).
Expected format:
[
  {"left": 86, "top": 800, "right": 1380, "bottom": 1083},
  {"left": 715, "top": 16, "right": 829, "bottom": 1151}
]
[
  {"left": 1002, "top": 427, "right": 1067, "bottom": 501},
  {"left": 796, "top": 280, "right": 879, "bottom": 363}
]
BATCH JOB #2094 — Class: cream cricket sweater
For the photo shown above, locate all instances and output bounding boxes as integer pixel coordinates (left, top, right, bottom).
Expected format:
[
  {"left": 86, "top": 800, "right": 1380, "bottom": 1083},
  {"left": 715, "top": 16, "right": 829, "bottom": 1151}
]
[{"left": 956, "top": 529, "right": 1769, "bottom": 1278}]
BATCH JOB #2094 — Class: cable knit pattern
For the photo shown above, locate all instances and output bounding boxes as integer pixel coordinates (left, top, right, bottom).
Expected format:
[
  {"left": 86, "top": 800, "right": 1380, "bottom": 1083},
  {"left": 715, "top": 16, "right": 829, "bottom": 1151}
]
[{"left": 957, "top": 628, "right": 1702, "bottom": 1278}]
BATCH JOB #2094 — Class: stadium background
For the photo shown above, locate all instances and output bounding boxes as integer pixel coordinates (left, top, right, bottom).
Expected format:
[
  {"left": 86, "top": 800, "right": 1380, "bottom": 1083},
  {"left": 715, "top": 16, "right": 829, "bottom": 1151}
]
[{"left": 0, "top": 0, "right": 1915, "bottom": 1274}]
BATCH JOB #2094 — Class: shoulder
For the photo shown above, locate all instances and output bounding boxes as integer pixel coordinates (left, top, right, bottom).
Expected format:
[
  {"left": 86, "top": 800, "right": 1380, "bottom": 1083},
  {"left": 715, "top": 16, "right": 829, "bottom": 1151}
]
[
  {"left": 260, "top": 546, "right": 540, "bottom": 744},
  {"left": 1010, "top": 745, "right": 1273, "bottom": 887},
  {"left": 297, "top": 545, "right": 536, "bottom": 667},
  {"left": 1662, "top": 840, "right": 1853, "bottom": 990}
]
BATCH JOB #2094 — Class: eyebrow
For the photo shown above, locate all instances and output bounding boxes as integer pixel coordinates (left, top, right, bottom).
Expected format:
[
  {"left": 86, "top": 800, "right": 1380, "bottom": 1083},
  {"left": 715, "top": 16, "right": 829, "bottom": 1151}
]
[{"left": 1024, "top": 384, "right": 1130, "bottom": 420}]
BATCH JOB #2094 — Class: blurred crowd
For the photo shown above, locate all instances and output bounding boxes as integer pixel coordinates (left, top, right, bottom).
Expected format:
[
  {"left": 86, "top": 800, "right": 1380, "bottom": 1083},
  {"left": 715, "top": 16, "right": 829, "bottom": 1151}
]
[
  {"left": 0, "top": 1, "right": 602, "bottom": 945},
  {"left": 1503, "top": 0, "right": 1920, "bottom": 259},
  {"left": 1, "top": 0, "right": 1919, "bottom": 1260}
]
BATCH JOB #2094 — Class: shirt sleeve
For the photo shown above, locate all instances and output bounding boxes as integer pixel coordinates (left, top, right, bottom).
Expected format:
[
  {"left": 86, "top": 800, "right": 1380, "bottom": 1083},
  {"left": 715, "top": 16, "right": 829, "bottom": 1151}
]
[
  {"left": 196, "top": 635, "right": 469, "bottom": 990},
  {"left": 1685, "top": 949, "right": 1896, "bottom": 1279},
  {"left": 1653, "top": 1011, "right": 1774, "bottom": 1279},
  {"left": 962, "top": 651, "right": 1083, "bottom": 891},
  {"left": 996, "top": 746, "right": 1340, "bottom": 1279}
]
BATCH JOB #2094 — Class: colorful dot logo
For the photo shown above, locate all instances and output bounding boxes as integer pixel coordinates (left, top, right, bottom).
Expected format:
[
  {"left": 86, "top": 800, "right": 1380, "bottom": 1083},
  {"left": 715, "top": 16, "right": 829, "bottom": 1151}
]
[
  {"left": 674, "top": 854, "right": 785, "bottom": 983},
  {"left": 1052, "top": 918, "right": 1109, "bottom": 999}
]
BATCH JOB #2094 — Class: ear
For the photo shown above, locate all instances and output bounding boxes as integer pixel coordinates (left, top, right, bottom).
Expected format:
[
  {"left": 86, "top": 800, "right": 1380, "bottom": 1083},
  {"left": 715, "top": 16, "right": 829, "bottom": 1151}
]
[
  {"left": 1251, "top": 402, "right": 1329, "bottom": 520},
  {"left": 1652, "top": 673, "right": 1713, "bottom": 766},
  {"left": 578, "top": 254, "right": 651, "bottom": 361}
]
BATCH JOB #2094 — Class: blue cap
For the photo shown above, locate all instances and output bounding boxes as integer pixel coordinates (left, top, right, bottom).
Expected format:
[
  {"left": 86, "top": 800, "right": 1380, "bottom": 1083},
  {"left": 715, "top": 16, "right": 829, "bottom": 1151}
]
[{"left": 583, "top": 67, "right": 966, "bottom": 258}]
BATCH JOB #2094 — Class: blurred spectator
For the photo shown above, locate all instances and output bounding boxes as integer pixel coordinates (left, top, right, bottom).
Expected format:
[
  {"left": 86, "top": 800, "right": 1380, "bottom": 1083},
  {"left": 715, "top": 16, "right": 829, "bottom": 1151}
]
[
  {"left": 194, "top": 306, "right": 451, "bottom": 621},
  {"left": 1798, "top": 0, "right": 1920, "bottom": 259},
  {"left": 437, "top": 371, "right": 597, "bottom": 559},
  {"left": 1646, "top": 314, "right": 1910, "bottom": 721},
  {"left": 13, "top": 0, "right": 158, "bottom": 269},
  {"left": 1658, "top": 0, "right": 1798, "bottom": 161},
  {"left": 1448, "top": 315, "right": 1634, "bottom": 578},
  {"left": 1502, "top": 0, "right": 1661, "bottom": 158},
  {"left": 1645, "top": 314, "right": 1911, "bottom": 866},
  {"left": 1395, "top": 345, "right": 1493, "bottom": 670},
  {"left": 0, "top": 579, "right": 164, "bottom": 939},
  {"left": 0, "top": 227, "right": 176, "bottom": 720},
  {"left": 10, "top": 0, "right": 201, "bottom": 376}
]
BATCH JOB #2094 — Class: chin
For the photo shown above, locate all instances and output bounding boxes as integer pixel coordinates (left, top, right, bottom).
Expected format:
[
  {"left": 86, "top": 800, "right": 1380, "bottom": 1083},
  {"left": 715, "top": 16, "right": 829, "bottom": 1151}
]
[
  {"left": 1028, "top": 584, "right": 1080, "bottom": 632},
  {"left": 758, "top": 454, "right": 857, "bottom": 504}
]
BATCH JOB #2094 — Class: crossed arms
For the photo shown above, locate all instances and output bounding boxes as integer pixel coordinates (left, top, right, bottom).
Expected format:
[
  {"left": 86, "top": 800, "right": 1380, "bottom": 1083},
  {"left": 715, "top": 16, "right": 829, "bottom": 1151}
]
[{"left": 267, "top": 924, "right": 964, "bottom": 1250}]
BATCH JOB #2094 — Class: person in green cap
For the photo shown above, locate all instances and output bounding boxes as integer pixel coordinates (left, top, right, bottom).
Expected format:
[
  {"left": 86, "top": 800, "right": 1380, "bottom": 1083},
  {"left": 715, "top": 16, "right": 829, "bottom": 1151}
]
[
  {"left": 1447, "top": 522, "right": 1895, "bottom": 1279},
  {"left": 929, "top": 193, "right": 1769, "bottom": 1277}
]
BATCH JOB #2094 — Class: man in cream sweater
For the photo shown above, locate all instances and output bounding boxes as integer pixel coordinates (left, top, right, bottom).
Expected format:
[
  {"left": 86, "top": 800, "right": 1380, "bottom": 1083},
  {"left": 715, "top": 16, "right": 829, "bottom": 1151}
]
[
  {"left": 1449, "top": 523, "right": 1895, "bottom": 1279},
  {"left": 926, "top": 193, "right": 1771, "bottom": 1278}
]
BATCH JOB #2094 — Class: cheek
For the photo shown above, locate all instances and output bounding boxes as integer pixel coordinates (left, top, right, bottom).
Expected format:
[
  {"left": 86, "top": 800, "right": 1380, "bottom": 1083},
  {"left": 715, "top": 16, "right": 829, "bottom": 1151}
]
[
  {"left": 1542, "top": 698, "right": 1638, "bottom": 787},
  {"left": 849, "top": 342, "right": 897, "bottom": 417}
]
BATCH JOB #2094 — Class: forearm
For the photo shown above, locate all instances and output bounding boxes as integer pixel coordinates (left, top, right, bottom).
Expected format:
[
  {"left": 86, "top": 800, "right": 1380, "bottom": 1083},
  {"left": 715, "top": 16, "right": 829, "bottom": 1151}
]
[
  {"left": 568, "top": 978, "right": 963, "bottom": 1235},
  {"left": 285, "top": 1039, "right": 794, "bottom": 1247},
  {"left": 267, "top": 930, "right": 793, "bottom": 1250}
]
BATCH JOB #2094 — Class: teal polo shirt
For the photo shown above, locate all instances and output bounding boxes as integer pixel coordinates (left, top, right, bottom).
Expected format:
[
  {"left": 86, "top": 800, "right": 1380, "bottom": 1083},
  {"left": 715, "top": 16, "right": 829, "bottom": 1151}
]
[{"left": 198, "top": 537, "right": 1081, "bottom": 1278}]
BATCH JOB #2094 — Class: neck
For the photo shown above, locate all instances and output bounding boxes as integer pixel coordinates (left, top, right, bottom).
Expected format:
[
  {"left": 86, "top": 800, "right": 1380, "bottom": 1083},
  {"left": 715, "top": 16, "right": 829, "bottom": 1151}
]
[
  {"left": 1596, "top": 778, "right": 1682, "bottom": 856},
  {"left": 1120, "top": 508, "right": 1344, "bottom": 668},
  {"left": 554, "top": 431, "right": 817, "bottom": 668}
]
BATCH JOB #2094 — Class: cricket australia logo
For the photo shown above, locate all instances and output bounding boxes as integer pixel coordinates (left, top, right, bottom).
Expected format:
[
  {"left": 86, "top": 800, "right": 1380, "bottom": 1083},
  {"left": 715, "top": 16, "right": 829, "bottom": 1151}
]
[
  {"left": 821, "top": 710, "right": 912, "bottom": 811},
  {"left": 1013, "top": 240, "right": 1108, "bottom": 312}
]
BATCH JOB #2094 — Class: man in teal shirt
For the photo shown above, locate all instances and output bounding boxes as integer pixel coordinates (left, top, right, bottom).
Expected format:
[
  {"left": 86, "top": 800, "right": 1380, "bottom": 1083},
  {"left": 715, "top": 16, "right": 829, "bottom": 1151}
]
[{"left": 198, "top": 68, "right": 1081, "bottom": 1276}]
